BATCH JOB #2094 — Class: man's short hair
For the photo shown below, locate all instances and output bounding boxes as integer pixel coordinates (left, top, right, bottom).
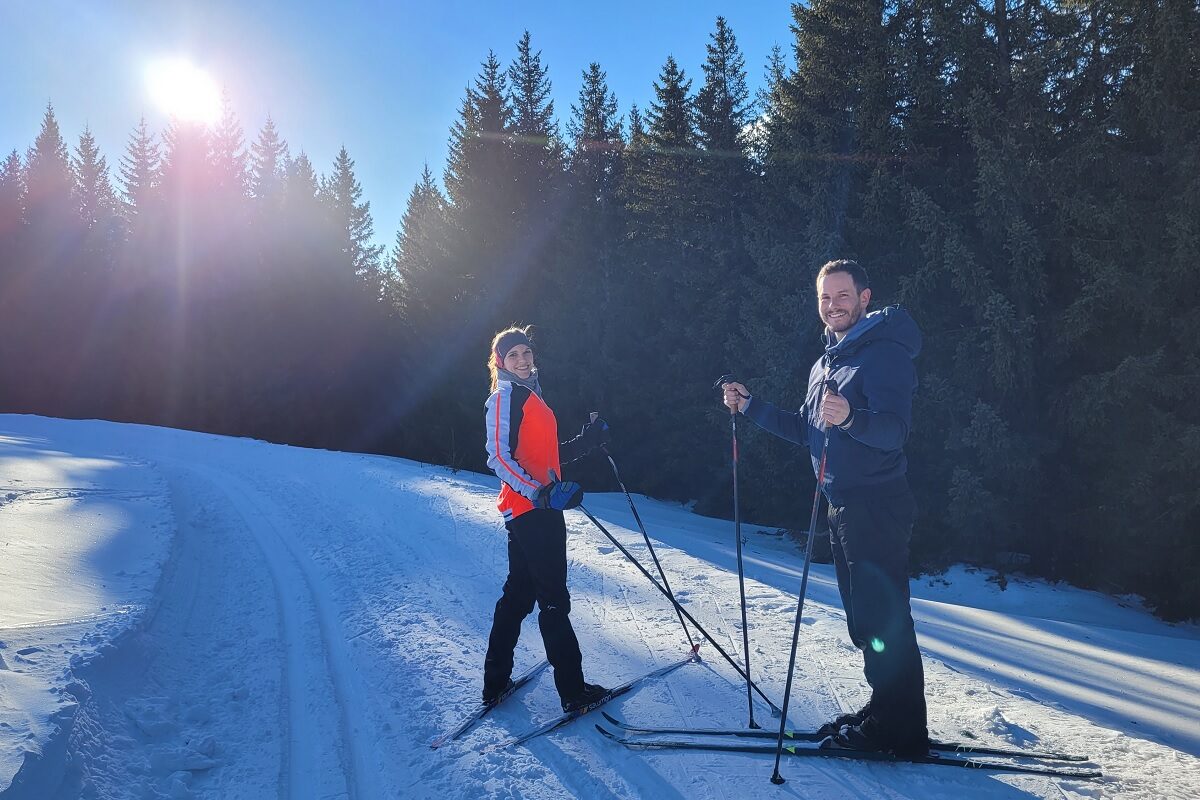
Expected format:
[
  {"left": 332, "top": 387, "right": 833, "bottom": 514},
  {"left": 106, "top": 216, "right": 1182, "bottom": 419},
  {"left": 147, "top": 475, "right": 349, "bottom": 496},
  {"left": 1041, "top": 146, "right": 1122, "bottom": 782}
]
[{"left": 816, "top": 259, "right": 870, "bottom": 294}]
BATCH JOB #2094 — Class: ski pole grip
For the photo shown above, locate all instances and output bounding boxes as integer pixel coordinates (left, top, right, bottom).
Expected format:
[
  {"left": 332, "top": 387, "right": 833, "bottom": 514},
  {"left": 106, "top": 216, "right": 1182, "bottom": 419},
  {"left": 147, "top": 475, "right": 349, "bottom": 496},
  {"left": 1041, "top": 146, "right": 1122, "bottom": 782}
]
[{"left": 590, "top": 412, "right": 598, "bottom": 423}]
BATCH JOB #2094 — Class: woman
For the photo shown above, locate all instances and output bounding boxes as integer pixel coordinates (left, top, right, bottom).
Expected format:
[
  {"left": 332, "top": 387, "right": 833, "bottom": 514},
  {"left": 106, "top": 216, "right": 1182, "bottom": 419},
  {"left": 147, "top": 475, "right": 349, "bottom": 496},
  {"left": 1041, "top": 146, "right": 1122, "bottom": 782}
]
[{"left": 482, "top": 325, "right": 611, "bottom": 712}]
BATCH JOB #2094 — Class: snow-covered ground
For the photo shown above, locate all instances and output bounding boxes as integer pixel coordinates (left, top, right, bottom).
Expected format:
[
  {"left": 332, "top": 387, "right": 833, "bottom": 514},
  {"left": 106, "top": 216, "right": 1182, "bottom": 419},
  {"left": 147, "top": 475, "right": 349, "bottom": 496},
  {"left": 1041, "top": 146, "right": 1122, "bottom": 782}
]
[{"left": 1, "top": 414, "right": 1198, "bottom": 800}]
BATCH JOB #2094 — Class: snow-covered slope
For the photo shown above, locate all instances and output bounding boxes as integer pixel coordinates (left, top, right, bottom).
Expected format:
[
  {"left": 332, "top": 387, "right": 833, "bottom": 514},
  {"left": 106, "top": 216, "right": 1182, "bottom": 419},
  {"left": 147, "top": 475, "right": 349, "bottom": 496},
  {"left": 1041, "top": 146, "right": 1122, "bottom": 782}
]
[{"left": 1, "top": 414, "right": 1197, "bottom": 799}]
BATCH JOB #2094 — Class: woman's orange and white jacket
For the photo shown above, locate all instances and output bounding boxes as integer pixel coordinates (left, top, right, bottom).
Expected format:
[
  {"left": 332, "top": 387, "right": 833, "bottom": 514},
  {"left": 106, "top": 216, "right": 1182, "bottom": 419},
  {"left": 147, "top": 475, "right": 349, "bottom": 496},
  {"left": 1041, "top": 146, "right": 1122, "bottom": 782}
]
[{"left": 485, "top": 378, "right": 589, "bottom": 523}]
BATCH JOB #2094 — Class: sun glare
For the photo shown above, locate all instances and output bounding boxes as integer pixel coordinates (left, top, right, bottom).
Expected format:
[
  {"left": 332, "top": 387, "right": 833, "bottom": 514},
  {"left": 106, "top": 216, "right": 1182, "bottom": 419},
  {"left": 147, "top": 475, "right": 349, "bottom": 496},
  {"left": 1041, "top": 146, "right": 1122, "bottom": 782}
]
[{"left": 146, "top": 58, "right": 222, "bottom": 125}]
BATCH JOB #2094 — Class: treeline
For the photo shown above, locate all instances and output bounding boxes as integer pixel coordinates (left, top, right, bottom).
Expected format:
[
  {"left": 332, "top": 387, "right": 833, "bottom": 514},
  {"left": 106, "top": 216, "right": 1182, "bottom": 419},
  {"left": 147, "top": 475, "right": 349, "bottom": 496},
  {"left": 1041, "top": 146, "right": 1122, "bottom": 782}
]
[{"left": 1, "top": 3, "right": 1197, "bottom": 619}]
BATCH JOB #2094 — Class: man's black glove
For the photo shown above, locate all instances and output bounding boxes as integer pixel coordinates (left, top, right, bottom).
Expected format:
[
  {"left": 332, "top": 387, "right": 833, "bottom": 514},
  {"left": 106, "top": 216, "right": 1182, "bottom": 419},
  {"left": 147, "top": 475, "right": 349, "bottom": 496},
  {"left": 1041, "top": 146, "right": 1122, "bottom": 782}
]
[
  {"left": 536, "top": 480, "right": 584, "bottom": 511},
  {"left": 580, "top": 416, "right": 612, "bottom": 452}
]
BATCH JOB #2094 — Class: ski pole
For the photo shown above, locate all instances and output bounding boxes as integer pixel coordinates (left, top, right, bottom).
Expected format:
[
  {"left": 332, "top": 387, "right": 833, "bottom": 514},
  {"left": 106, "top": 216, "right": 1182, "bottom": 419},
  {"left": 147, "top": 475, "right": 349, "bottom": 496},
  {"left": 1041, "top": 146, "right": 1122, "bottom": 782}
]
[
  {"left": 578, "top": 504, "right": 781, "bottom": 716},
  {"left": 597, "top": 439, "right": 699, "bottom": 654},
  {"left": 714, "top": 373, "right": 759, "bottom": 729},
  {"left": 771, "top": 378, "right": 837, "bottom": 785}
]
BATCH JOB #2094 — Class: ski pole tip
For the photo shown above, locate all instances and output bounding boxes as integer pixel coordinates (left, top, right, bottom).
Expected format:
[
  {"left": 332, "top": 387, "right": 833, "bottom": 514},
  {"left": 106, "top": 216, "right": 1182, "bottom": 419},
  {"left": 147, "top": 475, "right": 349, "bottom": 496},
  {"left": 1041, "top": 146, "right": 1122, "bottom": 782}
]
[{"left": 770, "top": 773, "right": 786, "bottom": 785}]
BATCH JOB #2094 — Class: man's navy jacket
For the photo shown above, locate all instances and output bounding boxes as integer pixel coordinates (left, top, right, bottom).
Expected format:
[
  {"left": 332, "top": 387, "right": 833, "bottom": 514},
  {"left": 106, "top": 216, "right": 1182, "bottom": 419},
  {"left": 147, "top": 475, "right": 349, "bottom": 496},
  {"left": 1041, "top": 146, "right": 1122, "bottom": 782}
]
[{"left": 743, "top": 305, "right": 922, "bottom": 506}]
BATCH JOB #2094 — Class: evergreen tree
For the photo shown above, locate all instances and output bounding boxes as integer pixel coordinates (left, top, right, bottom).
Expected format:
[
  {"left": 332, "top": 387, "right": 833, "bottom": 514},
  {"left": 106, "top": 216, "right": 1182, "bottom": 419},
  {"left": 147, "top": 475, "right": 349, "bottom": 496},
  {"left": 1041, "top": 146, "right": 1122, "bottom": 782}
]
[
  {"left": 119, "top": 117, "right": 160, "bottom": 226},
  {"left": 508, "top": 31, "right": 561, "bottom": 154},
  {"left": 558, "top": 63, "right": 625, "bottom": 407},
  {"left": 507, "top": 30, "right": 564, "bottom": 214},
  {"left": 567, "top": 63, "right": 622, "bottom": 189},
  {"left": 610, "top": 55, "right": 707, "bottom": 497},
  {"left": 71, "top": 126, "right": 122, "bottom": 272},
  {"left": 72, "top": 127, "right": 119, "bottom": 230},
  {"left": 624, "top": 56, "right": 697, "bottom": 239},
  {"left": 647, "top": 55, "right": 695, "bottom": 148},
  {"left": 0, "top": 150, "right": 24, "bottom": 236},
  {"left": 209, "top": 91, "right": 249, "bottom": 200},
  {"left": 0, "top": 150, "right": 25, "bottom": 296},
  {"left": 505, "top": 31, "right": 568, "bottom": 341},
  {"left": 322, "top": 146, "right": 385, "bottom": 289},
  {"left": 390, "top": 165, "right": 450, "bottom": 325},
  {"left": 696, "top": 17, "right": 753, "bottom": 155},
  {"left": 24, "top": 103, "right": 75, "bottom": 232},
  {"left": 627, "top": 102, "right": 647, "bottom": 146},
  {"left": 249, "top": 115, "right": 289, "bottom": 208},
  {"left": 284, "top": 151, "right": 321, "bottom": 212},
  {"left": 445, "top": 51, "right": 512, "bottom": 210},
  {"left": 440, "top": 51, "right": 517, "bottom": 338},
  {"left": 1046, "top": 0, "right": 1200, "bottom": 617},
  {"left": 749, "top": 45, "right": 789, "bottom": 164}
]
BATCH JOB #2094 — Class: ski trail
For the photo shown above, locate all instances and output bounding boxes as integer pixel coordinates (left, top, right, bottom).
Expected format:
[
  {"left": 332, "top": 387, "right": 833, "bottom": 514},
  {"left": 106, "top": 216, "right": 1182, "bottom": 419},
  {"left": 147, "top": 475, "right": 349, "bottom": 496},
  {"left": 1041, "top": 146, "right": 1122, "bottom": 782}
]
[
  {"left": 49, "top": 464, "right": 286, "bottom": 800},
  {"left": 187, "top": 462, "right": 380, "bottom": 800}
]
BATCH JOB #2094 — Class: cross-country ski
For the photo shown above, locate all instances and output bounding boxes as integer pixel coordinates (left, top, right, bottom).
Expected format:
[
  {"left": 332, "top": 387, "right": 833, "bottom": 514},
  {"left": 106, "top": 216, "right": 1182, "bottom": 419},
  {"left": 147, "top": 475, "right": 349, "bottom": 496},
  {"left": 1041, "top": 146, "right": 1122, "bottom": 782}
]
[
  {"left": 480, "top": 653, "right": 700, "bottom": 752},
  {"left": 599, "top": 712, "right": 1090, "bottom": 762},
  {"left": 594, "top": 725, "right": 1104, "bottom": 780},
  {"left": 430, "top": 659, "right": 548, "bottom": 748}
]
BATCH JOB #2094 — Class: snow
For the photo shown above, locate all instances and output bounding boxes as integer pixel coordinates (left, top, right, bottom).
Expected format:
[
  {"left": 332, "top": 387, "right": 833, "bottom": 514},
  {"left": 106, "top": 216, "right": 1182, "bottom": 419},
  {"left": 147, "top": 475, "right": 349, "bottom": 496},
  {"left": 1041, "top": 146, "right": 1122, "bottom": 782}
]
[{"left": 1, "top": 414, "right": 1198, "bottom": 799}]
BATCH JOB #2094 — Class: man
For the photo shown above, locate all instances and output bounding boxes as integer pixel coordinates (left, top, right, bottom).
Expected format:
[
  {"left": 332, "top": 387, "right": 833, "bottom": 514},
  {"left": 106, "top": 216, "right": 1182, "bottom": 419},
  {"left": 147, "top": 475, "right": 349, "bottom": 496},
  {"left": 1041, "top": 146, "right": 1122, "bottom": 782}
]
[{"left": 722, "top": 259, "right": 928, "bottom": 757}]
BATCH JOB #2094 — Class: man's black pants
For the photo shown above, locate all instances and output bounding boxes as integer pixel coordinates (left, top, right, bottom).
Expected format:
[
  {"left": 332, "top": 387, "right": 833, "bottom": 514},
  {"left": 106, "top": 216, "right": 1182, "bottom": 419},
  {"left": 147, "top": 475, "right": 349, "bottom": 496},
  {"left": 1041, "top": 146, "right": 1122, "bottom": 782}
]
[
  {"left": 827, "top": 480, "right": 927, "bottom": 746},
  {"left": 483, "top": 509, "right": 585, "bottom": 700}
]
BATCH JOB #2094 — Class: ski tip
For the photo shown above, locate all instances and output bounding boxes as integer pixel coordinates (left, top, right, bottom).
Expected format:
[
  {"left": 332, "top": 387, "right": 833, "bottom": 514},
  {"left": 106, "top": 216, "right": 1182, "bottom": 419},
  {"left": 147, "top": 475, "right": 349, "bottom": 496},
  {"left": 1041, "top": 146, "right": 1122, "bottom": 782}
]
[
  {"left": 601, "top": 711, "right": 622, "bottom": 726},
  {"left": 595, "top": 724, "right": 618, "bottom": 741}
]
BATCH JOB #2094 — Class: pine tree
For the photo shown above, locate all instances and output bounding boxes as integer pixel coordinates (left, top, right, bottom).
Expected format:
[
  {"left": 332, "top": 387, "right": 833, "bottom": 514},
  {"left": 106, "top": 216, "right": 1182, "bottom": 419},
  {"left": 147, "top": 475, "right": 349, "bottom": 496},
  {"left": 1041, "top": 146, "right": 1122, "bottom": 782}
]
[
  {"left": 445, "top": 51, "right": 512, "bottom": 210},
  {"left": 72, "top": 126, "right": 119, "bottom": 230},
  {"left": 284, "top": 151, "right": 321, "bottom": 208},
  {"left": 0, "top": 150, "right": 25, "bottom": 292},
  {"left": 119, "top": 117, "right": 160, "bottom": 225},
  {"left": 696, "top": 17, "right": 753, "bottom": 155},
  {"left": 508, "top": 31, "right": 560, "bottom": 151},
  {"left": 689, "top": 16, "right": 755, "bottom": 447},
  {"left": 567, "top": 62, "right": 622, "bottom": 190},
  {"left": 0, "top": 150, "right": 24, "bottom": 235},
  {"left": 504, "top": 31, "right": 568, "bottom": 331},
  {"left": 249, "top": 115, "right": 289, "bottom": 208},
  {"left": 390, "top": 165, "right": 449, "bottom": 324},
  {"left": 627, "top": 102, "right": 647, "bottom": 146},
  {"left": 608, "top": 56, "right": 710, "bottom": 497},
  {"left": 749, "top": 45, "right": 788, "bottom": 164},
  {"left": 507, "top": 30, "right": 564, "bottom": 208},
  {"left": 1046, "top": 0, "right": 1200, "bottom": 617},
  {"left": 209, "top": 90, "right": 248, "bottom": 200},
  {"left": 647, "top": 55, "right": 695, "bottom": 148},
  {"left": 72, "top": 126, "right": 122, "bottom": 273},
  {"left": 558, "top": 63, "right": 625, "bottom": 406},
  {"left": 322, "top": 146, "right": 385, "bottom": 289},
  {"left": 624, "top": 56, "right": 697, "bottom": 239},
  {"left": 24, "top": 103, "right": 75, "bottom": 230},
  {"left": 440, "top": 51, "right": 520, "bottom": 335}
]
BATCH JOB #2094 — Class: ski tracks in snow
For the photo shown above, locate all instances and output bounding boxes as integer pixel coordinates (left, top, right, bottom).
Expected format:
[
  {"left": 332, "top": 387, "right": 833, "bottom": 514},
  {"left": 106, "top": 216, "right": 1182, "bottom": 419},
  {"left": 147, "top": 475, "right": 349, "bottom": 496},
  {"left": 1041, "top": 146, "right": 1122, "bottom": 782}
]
[{"left": 187, "top": 462, "right": 380, "bottom": 800}]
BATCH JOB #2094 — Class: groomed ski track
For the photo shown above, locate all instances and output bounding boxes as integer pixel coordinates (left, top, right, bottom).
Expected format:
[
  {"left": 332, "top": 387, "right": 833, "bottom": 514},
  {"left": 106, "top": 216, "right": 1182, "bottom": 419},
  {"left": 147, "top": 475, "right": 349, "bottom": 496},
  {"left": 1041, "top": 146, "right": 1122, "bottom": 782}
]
[{"left": 2, "top": 416, "right": 1198, "bottom": 799}]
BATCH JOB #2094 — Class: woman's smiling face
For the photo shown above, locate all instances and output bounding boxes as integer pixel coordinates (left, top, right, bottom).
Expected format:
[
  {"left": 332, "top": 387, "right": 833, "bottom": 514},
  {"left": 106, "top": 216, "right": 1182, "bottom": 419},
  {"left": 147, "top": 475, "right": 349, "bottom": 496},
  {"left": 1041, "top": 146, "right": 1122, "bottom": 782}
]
[{"left": 503, "top": 344, "right": 535, "bottom": 379}]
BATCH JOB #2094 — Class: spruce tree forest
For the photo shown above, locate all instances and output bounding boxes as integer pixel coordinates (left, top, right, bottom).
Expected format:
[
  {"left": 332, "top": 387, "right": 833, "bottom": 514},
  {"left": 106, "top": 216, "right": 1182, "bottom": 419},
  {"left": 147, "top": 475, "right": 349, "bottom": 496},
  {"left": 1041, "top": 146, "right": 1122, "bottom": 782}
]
[{"left": 1, "top": 3, "right": 1197, "bottom": 619}]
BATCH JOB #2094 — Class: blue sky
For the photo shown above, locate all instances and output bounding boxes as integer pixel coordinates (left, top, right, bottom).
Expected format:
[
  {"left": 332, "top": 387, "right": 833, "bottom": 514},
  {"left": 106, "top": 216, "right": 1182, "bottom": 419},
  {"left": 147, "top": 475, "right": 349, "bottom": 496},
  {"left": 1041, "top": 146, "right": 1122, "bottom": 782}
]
[{"left": 1, "top": 1, "right": 794, "bottom": 249}]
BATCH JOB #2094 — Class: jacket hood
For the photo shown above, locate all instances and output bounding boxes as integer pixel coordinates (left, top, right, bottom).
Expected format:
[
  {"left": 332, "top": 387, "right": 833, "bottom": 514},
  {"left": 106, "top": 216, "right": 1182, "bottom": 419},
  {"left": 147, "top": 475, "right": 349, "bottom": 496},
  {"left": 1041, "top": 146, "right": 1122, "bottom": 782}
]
[{"left": 824, "top": 305, "right": 922, "bottom": 360}]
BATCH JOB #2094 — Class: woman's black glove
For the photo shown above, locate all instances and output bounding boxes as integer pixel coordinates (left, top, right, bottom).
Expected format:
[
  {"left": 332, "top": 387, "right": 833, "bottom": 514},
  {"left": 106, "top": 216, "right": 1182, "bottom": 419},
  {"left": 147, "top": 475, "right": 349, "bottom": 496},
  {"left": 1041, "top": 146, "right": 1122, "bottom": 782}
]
[
  {"left": 536, "top": 480, "right": 584, "bottom": 510},
  {"left": 580, "top": 416, "right": 611, "bottom": 452}
]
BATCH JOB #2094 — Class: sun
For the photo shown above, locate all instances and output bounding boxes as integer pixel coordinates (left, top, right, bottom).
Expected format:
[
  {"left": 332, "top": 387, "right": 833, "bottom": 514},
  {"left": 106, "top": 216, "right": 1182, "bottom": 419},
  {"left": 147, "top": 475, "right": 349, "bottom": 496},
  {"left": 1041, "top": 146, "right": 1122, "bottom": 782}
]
[{"left": 145, "top": 58, "right": 222, "bottom": 126}]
